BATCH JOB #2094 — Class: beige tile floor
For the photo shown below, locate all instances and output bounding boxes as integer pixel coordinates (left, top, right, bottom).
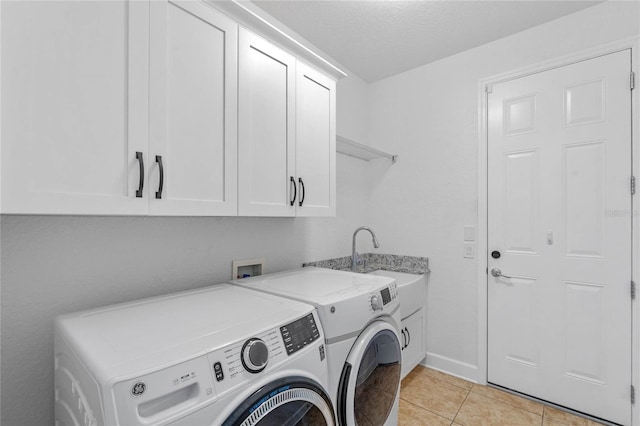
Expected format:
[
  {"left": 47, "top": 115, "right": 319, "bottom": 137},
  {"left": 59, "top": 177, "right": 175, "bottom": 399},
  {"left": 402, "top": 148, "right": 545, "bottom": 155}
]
[{"left": 398, "top": 366, "right": 607, "bottom": 426}]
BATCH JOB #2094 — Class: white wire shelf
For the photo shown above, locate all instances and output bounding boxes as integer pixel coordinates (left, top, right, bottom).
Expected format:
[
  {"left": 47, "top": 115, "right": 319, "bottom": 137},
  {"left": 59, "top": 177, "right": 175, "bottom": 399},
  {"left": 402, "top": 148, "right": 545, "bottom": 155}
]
[{"left": 336, "top": 135, "right": 397, "bottom": 163}]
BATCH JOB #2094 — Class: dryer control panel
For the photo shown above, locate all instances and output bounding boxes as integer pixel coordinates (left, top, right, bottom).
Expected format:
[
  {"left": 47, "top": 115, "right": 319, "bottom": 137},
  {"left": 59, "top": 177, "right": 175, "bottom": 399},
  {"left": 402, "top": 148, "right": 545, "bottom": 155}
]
[{"left": 369, "top": 283, "right": 398, "bottom": 312}]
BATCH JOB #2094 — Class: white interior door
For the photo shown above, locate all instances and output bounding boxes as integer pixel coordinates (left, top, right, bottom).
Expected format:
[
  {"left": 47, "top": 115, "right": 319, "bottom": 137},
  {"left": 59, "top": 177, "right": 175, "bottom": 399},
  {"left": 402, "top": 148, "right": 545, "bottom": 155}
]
[{"left": 487, "top": 50, "right": 632, "bottom": 425}]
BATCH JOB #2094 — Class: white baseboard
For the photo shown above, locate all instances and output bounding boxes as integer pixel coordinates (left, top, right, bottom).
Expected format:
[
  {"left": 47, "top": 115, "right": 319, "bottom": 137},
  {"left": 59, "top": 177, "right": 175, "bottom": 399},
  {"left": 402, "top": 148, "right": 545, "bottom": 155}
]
[{"left": 423, "top": 352, "right": 479, "bottom": 384}]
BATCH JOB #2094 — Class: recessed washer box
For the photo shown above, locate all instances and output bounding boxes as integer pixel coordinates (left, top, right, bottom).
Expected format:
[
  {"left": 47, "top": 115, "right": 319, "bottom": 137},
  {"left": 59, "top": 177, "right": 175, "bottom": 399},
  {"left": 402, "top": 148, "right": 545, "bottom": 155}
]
[{"left": 232, "top": 258, "right": 265, "bottom": 280}]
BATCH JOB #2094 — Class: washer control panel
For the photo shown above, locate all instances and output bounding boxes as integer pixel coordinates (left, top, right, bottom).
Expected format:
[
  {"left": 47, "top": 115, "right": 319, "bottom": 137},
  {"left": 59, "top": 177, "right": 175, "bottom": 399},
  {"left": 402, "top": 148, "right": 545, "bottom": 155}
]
[
  {"left": 211, "top": 328, "right": 282, "bottom": 385},
  {"left": 205, "top": 311, "right": 322, "bottom": 399},
  {"left": 280, "top": 313, "right": 320, "bottom": 356},
  {"left": 241, "top": 338, "right": 269, "bottom": 373}
]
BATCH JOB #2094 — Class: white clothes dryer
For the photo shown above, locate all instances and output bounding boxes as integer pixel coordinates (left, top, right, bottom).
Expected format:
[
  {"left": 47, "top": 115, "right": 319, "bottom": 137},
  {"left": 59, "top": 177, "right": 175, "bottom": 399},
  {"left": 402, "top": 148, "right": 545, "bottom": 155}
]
[
  {"left": 231, "top": 267, "right": 402, "bottom": 426},
  {"left": 54, "top": 284, "right": 335, "bottom": 426}
]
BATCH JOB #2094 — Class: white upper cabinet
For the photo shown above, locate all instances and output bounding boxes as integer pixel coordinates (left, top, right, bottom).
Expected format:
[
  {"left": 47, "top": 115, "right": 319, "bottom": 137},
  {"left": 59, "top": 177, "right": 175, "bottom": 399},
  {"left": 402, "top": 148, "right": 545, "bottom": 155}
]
[
  {"left": 295, "top": 62, "right": 336, "bottom": 217},
  {"left": 149, "top": 1, "right": 238, "bottom": 216},
  {"left": 1, "top": 1, "right": 150, "bottom": 215},
  {"left": 238, "top": 29, "right": 296, "bottom": 217},
  {"left": 237, "top": 29, "right": 336, "bottom": 217},
  {"left": 1, "top": 1, "right": 340, "bottom": 217}
]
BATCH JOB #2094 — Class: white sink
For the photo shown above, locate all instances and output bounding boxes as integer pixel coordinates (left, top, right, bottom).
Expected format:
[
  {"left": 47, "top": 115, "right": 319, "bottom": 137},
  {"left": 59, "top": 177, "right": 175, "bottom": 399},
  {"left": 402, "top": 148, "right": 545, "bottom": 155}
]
[{"left": 368, "top": 270, "right": 426, "bottom": 319}]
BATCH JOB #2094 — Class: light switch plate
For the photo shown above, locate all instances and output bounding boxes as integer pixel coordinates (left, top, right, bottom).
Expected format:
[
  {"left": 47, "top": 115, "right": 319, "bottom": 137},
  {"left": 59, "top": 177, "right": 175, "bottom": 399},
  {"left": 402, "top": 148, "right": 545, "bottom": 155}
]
[
  {"left": 464, "top": 243, "right": 475, "bottom": 259},
  {"left": 464, "top": 226, "right": 476, "bottom": 242}
]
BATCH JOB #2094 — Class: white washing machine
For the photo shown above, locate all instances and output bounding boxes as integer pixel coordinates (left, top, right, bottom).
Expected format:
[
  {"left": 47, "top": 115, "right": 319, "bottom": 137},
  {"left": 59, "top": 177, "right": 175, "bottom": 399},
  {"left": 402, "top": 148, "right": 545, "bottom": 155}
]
[
  {"left": 54, "top": 284, "right": 335, "bottom": 426},
  {"left": 231, "top": 267, "right": 401, "bottom": 426}
]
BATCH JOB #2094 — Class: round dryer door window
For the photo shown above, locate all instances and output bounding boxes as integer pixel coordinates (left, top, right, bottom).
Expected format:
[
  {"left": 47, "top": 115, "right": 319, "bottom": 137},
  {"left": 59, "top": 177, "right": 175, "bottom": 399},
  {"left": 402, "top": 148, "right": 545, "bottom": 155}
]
[
  {"left": 222, "top": 377, "right": 335, "bottom": 426},
  {"left": 337, "top": 321, "right": 401, "bottom": 426}
]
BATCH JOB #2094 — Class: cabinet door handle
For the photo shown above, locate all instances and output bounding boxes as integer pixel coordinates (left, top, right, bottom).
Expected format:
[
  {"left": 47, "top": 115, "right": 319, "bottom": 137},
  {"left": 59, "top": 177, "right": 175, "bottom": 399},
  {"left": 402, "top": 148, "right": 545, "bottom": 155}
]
[
  {"left": 401, "top": 328, "right": 406, "bottom": 350},
  {"left": 290, "top": 176, "right": 297, "bottom": 206},
  {"left": 135, "top": 152, "right": 144, "bottom": 198},
  {"left": 405, "top": 327, "right": 410, "bottom": 347},
  {"left": 155, "top": 155, "right": 164, "bottom": 199},
  {"left": 298, "top": 177, "right": 305, "bottom": 207}
]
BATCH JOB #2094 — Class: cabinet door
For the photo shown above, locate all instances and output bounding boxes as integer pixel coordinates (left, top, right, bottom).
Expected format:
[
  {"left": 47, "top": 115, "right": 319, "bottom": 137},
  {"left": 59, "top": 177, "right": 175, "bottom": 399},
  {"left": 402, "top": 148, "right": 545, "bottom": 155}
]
[
  {"left": 1, "top": 1, "right": 149, "bottom": 215},
  {"left": 238, "top": 29, "right": 296, "bottom": 217},
  {"left": 295, "top": 62, "right": 336, "bottom": 217},
  {"left": 401, "top": 309, "right": 425, "bottom": 379},
  {"left": 148, "top": 1, "right": 237, "bottom": 216}
]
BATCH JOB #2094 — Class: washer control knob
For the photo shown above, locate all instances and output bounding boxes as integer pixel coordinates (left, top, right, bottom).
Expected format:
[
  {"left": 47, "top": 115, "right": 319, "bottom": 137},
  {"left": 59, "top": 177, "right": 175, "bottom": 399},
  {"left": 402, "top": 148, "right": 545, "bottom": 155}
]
[
  {"left": 241, "top": 338, "right": 269, "bottom": 374},
  {"left": 370, "top": 294, "right": 383, "bottom": 311}
]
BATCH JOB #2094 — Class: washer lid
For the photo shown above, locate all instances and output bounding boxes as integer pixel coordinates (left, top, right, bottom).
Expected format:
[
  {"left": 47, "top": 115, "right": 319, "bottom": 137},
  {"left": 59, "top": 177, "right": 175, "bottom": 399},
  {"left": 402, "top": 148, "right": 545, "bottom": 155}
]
[
  {"left": 231, "top": 267, "right": 395, "bottom": 306},
  {"left": 55, "top": 284, "right": 315, "bottom": 379}
]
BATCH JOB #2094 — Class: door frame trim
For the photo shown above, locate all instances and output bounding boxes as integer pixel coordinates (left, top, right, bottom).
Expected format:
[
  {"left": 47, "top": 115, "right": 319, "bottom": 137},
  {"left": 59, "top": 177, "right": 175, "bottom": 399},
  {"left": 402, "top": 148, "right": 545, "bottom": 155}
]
[{"left": 476, "top": 35, "right": 639, "bottom": 424}]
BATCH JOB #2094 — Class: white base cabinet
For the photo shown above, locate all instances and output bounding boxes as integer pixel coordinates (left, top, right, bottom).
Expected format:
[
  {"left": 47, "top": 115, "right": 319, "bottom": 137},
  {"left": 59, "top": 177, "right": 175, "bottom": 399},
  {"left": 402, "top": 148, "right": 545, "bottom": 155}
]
[{"left": 400, "top": 307, "right": 426, "bottom": 379}]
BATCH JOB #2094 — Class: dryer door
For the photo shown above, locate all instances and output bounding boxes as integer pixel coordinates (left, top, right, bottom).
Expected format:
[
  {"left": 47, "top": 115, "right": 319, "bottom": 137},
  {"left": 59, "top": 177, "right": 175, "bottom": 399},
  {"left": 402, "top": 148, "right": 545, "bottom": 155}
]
[
  {"left": 337, "top": 320, "right": 401, "bottom": 426},
  {"left": 222, "top": 376, "right": 335, "bottom": 426}
]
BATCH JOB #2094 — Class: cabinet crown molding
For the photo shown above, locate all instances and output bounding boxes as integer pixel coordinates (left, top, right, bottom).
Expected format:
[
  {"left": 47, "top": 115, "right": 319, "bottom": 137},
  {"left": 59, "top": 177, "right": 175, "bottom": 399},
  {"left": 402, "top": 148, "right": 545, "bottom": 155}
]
[{"left": 207, "top": 0, "right": 347, "bottom": 81}]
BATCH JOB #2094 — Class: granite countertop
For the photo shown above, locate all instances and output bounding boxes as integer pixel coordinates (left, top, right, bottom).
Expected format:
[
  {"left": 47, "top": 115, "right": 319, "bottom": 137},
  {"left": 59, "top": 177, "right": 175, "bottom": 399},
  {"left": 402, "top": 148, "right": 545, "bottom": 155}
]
[{"left": 303, "top": 253, "right": 429, "bottom": 275}]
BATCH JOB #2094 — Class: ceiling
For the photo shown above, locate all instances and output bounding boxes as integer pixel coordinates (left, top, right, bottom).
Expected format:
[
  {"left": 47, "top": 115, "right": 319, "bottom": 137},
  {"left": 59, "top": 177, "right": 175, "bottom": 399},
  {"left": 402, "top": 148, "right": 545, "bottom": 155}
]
[{"left": 252, "top": 0, "right": 602, "bottom": 83}]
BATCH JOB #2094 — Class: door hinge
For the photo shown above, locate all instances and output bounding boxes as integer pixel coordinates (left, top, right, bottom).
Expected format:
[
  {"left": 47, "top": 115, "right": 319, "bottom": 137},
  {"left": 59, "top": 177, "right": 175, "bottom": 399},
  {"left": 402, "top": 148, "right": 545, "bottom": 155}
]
[
  {"left": 632, "top": 385, "right": 635, "bottom": 404},
  {"left": 485, "top": 84, "right": 493, "bottom": 94},
  {"left": 631, "top": 72, "right": 636, "bottom": 91},
  {"left": 632, "top": 280, "right": 636, "bottom": 300},
  {"left": 631, "top": 176, "right": 636, "bottom": 195}
]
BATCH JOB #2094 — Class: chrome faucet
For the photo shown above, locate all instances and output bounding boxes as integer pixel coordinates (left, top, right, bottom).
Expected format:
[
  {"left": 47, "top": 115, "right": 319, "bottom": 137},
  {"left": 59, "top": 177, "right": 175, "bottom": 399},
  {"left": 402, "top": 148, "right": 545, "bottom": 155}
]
[{"left": 352, "top": 226, "right": 380, "bottom": 271}]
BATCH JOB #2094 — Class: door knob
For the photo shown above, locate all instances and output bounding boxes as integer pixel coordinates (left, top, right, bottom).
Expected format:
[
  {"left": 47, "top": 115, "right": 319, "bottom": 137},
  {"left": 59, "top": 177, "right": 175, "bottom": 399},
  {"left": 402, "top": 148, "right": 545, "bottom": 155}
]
[{"left": 490, "top": 268, "right": 512, "bottom": 279}]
